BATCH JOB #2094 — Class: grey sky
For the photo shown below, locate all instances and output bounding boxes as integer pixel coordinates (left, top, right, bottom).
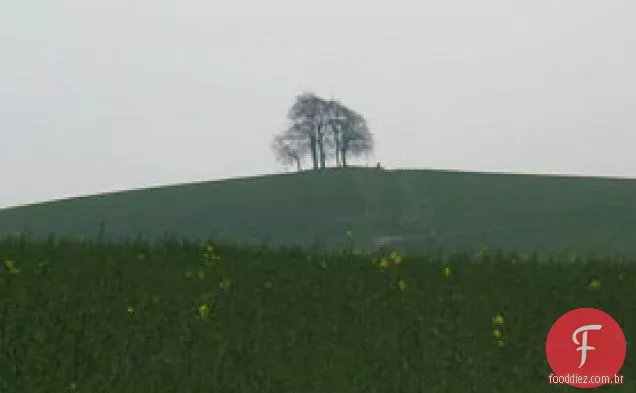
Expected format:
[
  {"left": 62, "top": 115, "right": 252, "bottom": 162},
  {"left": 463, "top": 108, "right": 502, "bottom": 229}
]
[{"left": 2, "top": 0, "right": 635, "bottom": 208}]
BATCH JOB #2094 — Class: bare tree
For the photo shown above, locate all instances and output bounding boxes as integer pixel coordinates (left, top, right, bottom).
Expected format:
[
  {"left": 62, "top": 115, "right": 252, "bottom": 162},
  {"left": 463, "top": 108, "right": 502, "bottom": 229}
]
[
  {"left": 325, "top": 100, "right": 347, "bottom": 167},
  {"left": 326, "top": 101, "right": 373, "bottom": 167},
  {"left": 275, "top": 92, "right": 374, "bottom": 171},
  {"left": 287, "top": 92, "right": 329, "bottom": 170},
  {"left": 342, "top": 113, "right": 373, "bottom": 167},
  {"left": 271, "top": 131, "right": 306, "bottom": 171}
]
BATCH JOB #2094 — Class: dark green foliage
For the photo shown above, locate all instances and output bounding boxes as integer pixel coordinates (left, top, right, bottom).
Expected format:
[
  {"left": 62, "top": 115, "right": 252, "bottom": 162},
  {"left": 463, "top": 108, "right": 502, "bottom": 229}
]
[{"left": 0, "top": 235, "right": 633, "bottom": 392}]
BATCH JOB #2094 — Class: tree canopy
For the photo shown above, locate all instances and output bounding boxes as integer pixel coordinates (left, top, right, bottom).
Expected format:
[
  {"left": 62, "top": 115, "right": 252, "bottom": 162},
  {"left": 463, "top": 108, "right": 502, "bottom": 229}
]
[{"left": 272, "top": 93, "right": 374, "bottom": 170}]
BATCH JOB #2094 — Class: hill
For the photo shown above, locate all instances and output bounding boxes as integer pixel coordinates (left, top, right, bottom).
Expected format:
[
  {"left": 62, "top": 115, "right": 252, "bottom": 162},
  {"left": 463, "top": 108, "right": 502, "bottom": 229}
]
[{"left": 2, "top": 167, "right": 636, "bottom": 256}]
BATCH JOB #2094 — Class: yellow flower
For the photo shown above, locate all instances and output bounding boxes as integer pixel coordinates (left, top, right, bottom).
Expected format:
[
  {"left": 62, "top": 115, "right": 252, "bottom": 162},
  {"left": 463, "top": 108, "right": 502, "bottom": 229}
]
[
  {"left": 203, "top": 244, "right": 220, "bottom": 264},
  {"left": 4, "top": 259, "right": 19, "bottom": 275},
  {"left": 497, "top": 339, "right": 505, "bottom": 347},
  {"left": 198, "top": 304, "right": 210, "bottom": 319},
  {"left": 589, "top": 279, "right": 601, "bottom": 289},
  {"left": 220, "top": 278, "right": 232, "bottom": 290},
  {"left": 390, "top": 251, "right": 401, "bottom": 265},
  {"left": 398, "top": 279, "right": 407, "bottom": 291},
  {"left": 477, "top": 245, "right": 489, "bottom": 259},
  {"left": 442, "top": 266, "right": 452, "bottom": 278},
  {"left": 378, "top": 258, "right": 389, "bottom": 269},
  {"left": 492, "top": 313, "right": 505, "bottom": 325},
  {"left": 127, "top": 305, "right": 134, "bottom": 314},
  {"left": 492, "top": 328, "right": 502, "bottom": 338}
]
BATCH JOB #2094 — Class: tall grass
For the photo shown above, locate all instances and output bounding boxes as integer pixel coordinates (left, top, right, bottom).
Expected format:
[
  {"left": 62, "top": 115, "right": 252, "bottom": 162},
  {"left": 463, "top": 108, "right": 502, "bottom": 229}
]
[{"left": 0, "top": 233, "right": 633, "bottom": 392}]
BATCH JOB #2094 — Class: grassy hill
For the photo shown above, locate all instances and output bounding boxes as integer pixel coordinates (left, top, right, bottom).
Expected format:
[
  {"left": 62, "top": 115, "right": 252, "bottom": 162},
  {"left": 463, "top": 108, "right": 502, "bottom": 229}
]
[{"left": 2, "top": 167, "right": 636, "bottom": 256}]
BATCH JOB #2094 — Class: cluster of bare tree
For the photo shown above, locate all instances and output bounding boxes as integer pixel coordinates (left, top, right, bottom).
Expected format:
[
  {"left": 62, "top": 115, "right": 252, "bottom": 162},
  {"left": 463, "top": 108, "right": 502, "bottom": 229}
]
[{"left": 272, "top": 92, "right": 374, "bottom": 171}]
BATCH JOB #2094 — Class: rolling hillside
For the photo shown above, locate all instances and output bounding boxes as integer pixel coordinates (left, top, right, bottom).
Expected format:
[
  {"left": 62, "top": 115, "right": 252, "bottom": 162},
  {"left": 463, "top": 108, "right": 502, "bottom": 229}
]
[{"left": 2, "top": 167, "right": 636, "bottom": 256}]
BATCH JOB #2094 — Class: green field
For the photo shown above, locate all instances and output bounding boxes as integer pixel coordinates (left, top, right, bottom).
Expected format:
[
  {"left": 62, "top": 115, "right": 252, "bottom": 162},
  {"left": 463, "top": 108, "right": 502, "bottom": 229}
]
[
  {"left": 1, "top": 235, "right": 633, "bottom": 392},
  {"left": 2, "top": 168, "right": 636, "bottom": 257},
  {"left": 2, "top": 169, "right": 635, "bottom": 391}
]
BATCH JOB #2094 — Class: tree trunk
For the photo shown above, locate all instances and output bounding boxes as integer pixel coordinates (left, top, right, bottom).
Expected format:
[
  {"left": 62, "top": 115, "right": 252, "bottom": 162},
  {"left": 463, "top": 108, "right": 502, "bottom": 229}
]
[
  {"left": 310, "top": 136, "right": 318, "bottom": 170},
  {"left": 318, "top": 128, "right": 326, "bottom": 169},
  {"left": 320, "top": 143, "right": 326, "bottom": 169},
  {"left": 295, "top": 157, "right": 301, "bottom": 171},
  {"left": 341, "top": 146, "right": 348, "bottom": 167},
  {"left": 335, "top": 131, "right": 341, "bottom": 167}
]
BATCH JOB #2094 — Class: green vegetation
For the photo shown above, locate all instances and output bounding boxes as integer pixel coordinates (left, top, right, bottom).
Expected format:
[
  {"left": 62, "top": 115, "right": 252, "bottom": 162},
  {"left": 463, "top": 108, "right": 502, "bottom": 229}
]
[
  {"left": 2, "top": 168, "right": 636, "bottom": 257},
  {"left": 0, "top": 234, "right": 633, "bottom": 392}
]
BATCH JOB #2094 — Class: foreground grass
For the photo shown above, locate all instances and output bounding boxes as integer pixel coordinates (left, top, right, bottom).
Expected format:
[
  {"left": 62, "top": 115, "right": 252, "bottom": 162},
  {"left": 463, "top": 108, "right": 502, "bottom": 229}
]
[{"left": 0, "top": 234, "right": 634, "bottom": 392}]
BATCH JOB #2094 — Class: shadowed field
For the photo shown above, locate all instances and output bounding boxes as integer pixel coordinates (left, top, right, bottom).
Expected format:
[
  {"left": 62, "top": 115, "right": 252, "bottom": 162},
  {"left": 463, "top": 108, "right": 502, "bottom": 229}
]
[{"left": 2, "top": 168, "right": 636, "bottom": 256}]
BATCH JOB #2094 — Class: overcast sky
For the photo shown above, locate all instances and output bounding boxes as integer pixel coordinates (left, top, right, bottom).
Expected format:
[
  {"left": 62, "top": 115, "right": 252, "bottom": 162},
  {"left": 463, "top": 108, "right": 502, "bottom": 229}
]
[{"left": 2, "top": 0, "right": 635, "bottom": 208}]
